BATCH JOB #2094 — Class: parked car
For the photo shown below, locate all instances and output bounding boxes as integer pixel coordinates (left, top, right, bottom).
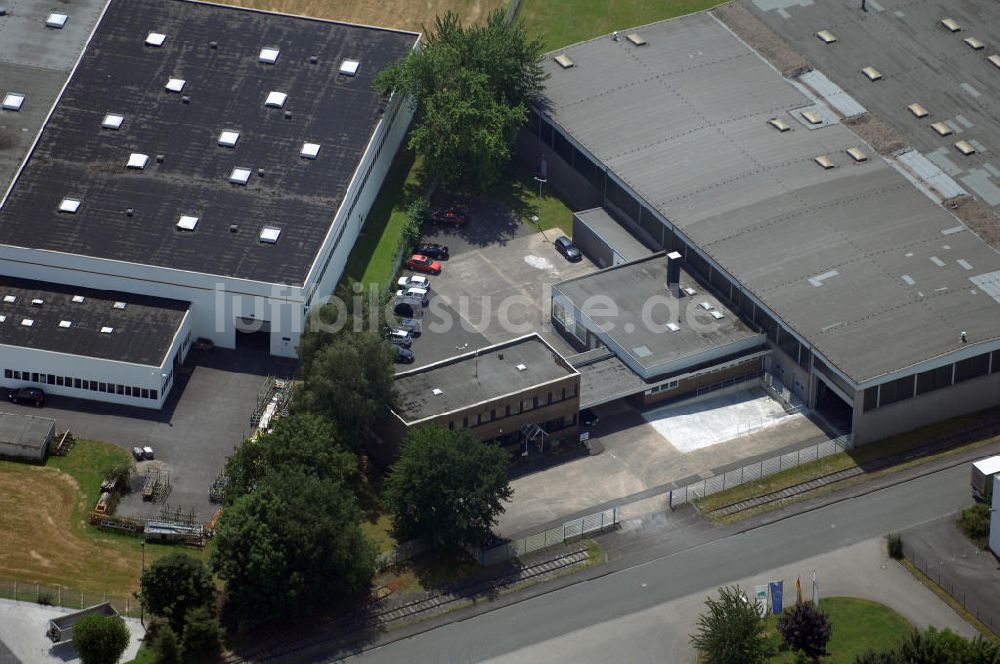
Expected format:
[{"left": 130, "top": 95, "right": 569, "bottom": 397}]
[
  {"left": 397, "top": 275, "right": 431, "bottom": 290},
  {"left": 554, "top": 236, "right": 583, "bottom": 262},
  {"left": 415, "top": 243, "right": 449, "bottom": 260},
  {"left": 8, "top": 387, "right": 45, "bottom": 406},
  {"left": 192, "top": 337, "right": 214, "bottom": 351},
  {"left": 396, "top": 317, "right": 422, "bottom": 336},
  {"left": 386, "top": 328, "right": 413, "bottom": 348},
  {"left": 142, "top": 446, "right": 155, "bottom": 460},
  {"left": 395, "top": 286, "right": 429, "bottom": 306},
  {"left": 393, "top": 345, "right": 415, "bottom": 364},
  {"left": 406, "top": 254, "right": 441, "bottom": 275},
  {"left": 132, "top": 446, "right": 145, "bottom": 461},
  {"left": 580, "top": 408, "right": 599, "bottom": 427},
  {"left": 431, "top": 208, "right": 468, "bottom": 226}
]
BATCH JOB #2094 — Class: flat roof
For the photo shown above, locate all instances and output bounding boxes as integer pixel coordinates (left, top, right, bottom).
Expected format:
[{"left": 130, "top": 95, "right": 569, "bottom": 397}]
[
  {"left": 0, "top": 412, "right": 55, "bottom": 451},
  {"left": 539, "top": 11, "right": 1000, "bottom": 384},
  {"left": 555, "top": 254, "right": 760, "bottom": 374},
  {"left": 0, "top": 0, "right": 109, "bottom": 193},
  {"left": 0, "top": 276, "right": 188, "bottom": 365},
  {"left": 393, "top": 334, "right": 578, "bottom": 424},
  {"left": 574, "top": 207, "right": 653, "bottom": 263},
  {"left": 0, "top": 0, "right": 417, "bottom": 285}
]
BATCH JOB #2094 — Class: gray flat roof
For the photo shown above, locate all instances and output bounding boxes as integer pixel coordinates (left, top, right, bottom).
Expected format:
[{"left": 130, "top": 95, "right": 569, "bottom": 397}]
[
  {"left": 574, "top": 207, "right": 652, "bottom": 263},
  {"left": 0, "top": 0, "right": 109, "bottom": 193},
  {"left": 0, "top": 276, "right": 188, "bottom": 365},
  {"left": 393, "top": 334, "right": 578, "bottom": 424},
  {"left": 540, "top": 11, "right": 1000, "bottom": 384},
  {"left": 554, "top": 254, "right": 760, "bottom": 374},
  {"left": 569, "top": 351, "right": 649, "bottom": 409},
  {"left": 0, "top": 412, "right": 55, "bottom": 450},
  {"left": 744, "top": 0, "right": 1000, "bottom": 209},
  {"left": 0, "top": 0, "right": 417, "bottom": 285}
]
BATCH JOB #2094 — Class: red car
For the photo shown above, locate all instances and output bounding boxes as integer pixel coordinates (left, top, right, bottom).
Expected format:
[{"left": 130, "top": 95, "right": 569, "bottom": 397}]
[
  {"left": 406, "top": 254, "right": 441, "bottom": 274},
  {"left": 431, "top": 208, "right": 468, "bottom": 226}
]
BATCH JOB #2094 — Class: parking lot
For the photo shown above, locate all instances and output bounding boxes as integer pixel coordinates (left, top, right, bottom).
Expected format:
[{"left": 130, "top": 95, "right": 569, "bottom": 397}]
[{"left": 2, "top": 348, "right": 287, "bottom": 522}]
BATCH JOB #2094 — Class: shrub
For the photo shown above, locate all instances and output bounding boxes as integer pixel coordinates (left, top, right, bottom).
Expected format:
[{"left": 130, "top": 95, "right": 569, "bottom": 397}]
[
  {"left": 957, "top": 503, "right": 990, "bottom": 549},
  {"left": 886, "top": 533, "right": 903, "bottom": 559},
  {"left": 152, "top": 626, "right": 180, "bottom": 664},
  {"left": 776, "top": 602, "right": 831, "bottom": 659},
  {"left": 72, "top": 613, "right": 130, "bottom": 664},
  {"left": 180, "top": 606, "right": 224, "bottom": 662}
]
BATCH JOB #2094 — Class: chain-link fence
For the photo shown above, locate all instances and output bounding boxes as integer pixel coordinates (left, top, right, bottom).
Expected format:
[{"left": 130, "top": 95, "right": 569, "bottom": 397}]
[
  {"left": 473, "top": 507, "right": 619, "bottom": 566},
  {"left": 0, "top": 578, "right": 140, "bottom": 618},
  {"left": 669, "top": 434, "right": 854, "bottom": 507},
  {"left": 903, "top": 542, "right": 1000, "bottom": 635}
]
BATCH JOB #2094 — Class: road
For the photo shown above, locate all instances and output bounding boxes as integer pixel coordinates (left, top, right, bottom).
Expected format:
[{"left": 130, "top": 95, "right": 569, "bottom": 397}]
[{"left": 341, "top": 463, "right": 972, "bottom": 664}]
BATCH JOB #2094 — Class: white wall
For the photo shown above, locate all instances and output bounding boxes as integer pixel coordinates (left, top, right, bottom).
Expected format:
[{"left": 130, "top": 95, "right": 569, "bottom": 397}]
[{"left": 991, "top": 475, "right": 1000, "bottom": 558}]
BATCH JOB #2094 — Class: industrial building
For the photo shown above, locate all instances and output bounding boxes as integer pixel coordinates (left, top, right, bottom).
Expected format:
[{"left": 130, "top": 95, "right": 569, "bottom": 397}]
[
  {"left": 0, "top": 411, "right": 56, "bottom": 462},
  {"left": 0, "top": 0, "right": 418, "bottom": 406},
  {"left": 523, "top": 12, "right": 1000, "bottom": 444}
]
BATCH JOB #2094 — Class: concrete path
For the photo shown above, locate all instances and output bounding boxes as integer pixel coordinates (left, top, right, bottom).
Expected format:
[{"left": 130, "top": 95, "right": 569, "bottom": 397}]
[{"left": 0, "top": 599, "right": 144, "bottom": 663}]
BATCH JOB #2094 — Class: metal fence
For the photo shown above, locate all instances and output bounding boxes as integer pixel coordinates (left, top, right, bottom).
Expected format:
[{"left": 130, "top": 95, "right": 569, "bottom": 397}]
[
  {"left": 0, "top": 577, "right": 140, "bottom": 618},
  {"left": 903, "top": 542, "right": 1000, "bottom": 635},
  {"left": 473, "top": 507, "right": 619, "bottom": 566},
  {"left": 669, "top": 434, "right": 854, "bottom": 507}
]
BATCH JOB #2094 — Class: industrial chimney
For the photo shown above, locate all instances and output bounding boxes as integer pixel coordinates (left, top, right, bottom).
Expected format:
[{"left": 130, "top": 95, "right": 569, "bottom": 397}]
[{"left": 666, "top": 251, "right": 682, "bottom": 298}]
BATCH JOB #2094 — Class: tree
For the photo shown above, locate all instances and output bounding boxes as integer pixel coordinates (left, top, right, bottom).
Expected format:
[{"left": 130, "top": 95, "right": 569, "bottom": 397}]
[
  {"left": 224, "top": 413, "right": 356, "bottom": 502},
  {"left": 293, "top": 332, "right": 396, "bottom": 448},
  {"left": 72, "top": 613, "right": 130, "bottom": 664},
  {"left": 139, "top": 553, "right": 216, "bottom": 633},
  {"left": 375, "top": 10, "right": 547, "bottom": 188},
  {"left": 689, "top": 585, "right": 770, "bottom": 664},
  {"left": 211, "top": 468, "right": 375, "bottom": 625},
  {"left": 776, "top": 602, "right": 832, "bottom": 660},
  {"left": 180, "top": 606, "right": 224, "bottom": 663},
  {"left": 151, "top": 626, "right": 180, "bottom": 664},
  {"left": 384, "top": 426, "right": 512, "bottom": 552}
]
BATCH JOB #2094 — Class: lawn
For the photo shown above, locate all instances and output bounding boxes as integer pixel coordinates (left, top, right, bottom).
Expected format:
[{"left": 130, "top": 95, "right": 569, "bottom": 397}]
[
  {"left": 0, "top": 440, "right": 209, "bottom": 598},
  {"left": 482, "top": 164, "right": 574, "bottom": 236},
  {"left": 517, "top": 0, "right": 725, "bottom": 52},
  {"left": 766, "top": 597, "right": 912, "bottom": 662}
]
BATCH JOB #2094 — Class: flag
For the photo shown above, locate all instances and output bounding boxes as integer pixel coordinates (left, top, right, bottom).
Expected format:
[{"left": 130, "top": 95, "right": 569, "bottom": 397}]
[
  {"left": 754, "top": 585, "right": 768, "bottom": 618},
  {"left": 796, "top": 576, "right": 803, "bottom": 605},
  {"left": 769, "top": 580, "right": 783, "bottom": 615},
  {"left": 812, "top": 570, "right": 819, "bottom": 606}
]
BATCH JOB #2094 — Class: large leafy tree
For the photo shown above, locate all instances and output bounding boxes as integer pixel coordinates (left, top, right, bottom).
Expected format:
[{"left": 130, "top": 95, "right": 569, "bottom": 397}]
[
  {"left": 72, "top": 613, "right": 130, "bottom": 664},
  {"left": 375, "top": 10, "right": 547, "bottom": 188},
  {"left": 138, "top": 553, "right": 216, "bottom": 633},
  {"left": 776, "top": 602, "right": 831, "bottom": 660},
  {"left": 211, "top": 468, "right": 375, "bottom": 625},
  {"left": 179, "top": 606, "right": 224, "bottom": 663},
  {"left": 223, "top": 413, "right": 356, "bottom": 502},
  {"left": 689, "top": 585, "right": 770, "bottom": 664},
  {"left": 384, "top": 426, "right": 512, "bottom": 552}
]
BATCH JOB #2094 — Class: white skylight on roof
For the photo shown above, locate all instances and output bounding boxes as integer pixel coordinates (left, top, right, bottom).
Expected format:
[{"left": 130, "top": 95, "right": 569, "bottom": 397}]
[
  {"left": 102, "top": 113, "right": 124, "bottom": 129},
  {"left": 259, "top": 47, "right": 280, "bottom": 64},
  {"left": 165, "top": 78, "right": 186, "bottom": 93},
  {"left": 46, "top": 13, "right": 67, "bottom": 28},
  {"left": 259, "top": 226, "right": 281, "bottom": 243},
  {"left": 264, "top": 91, "right": 287, "bottom": 108},
  {"left": 113, "top": 301, "right": 126, "bottom": 309},
  {"left": 516, "top": 363, "right": 527, "bottom": 371},
  {"left": 300, "top": 142, "right": 321, "bottom": 159},
  {"left": 127, "top": 153, "right": 149, "bottom": 170},
  {"left": 58, "top": 198, "right": 81, "bottom": 213},
  {"left": 339, "top": 59, "right": 360, "bottom": 76},
  {"left": 230, "top": 167, "right": 252, "bottom": 185},
  {"left": 0, "top": 316, "right": 5, "bottom": 323},
  {"left": 21, "top": 319, "right": 33, "bottom": 327},
  {"left": 72, "top": 295, "right": 85, "bottom": 303},
  {"left": 432, "top": 388, "right": 443, "bottom": 396},
  {"left": 100, "top": 326, "right": 114, "bottom": 334},
  {"left": 176, "top": 215, "right": 199, "bottom": 231},
  {"left": 59, "top": 320, "right": 72, "bottom": 328},
  {"left": 218, "top": 130, "right": 240, "bottom": 147},
  {"left": 710, "top": 310, "right": 725, "bottom": 320},
  {"left": 2, "top": 295, "right": 15, "bottom": 303},
  {"left": 2, "top": 93, "right": 25, "bottom": 111},
  {"left": 666, "top": 322, "right": 681, "bottom": 332},
  {"left": 145, "top": 32, "right": 166, "bottom": 47},
  {"left": 698, "top": 301, "right": 712, "bottom": 310},
  {"left": 30, "top": 298, "right": 43, "bottom": 306}
]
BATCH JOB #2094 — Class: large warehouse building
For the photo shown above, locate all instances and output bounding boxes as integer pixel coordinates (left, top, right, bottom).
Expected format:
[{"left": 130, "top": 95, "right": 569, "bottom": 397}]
[
  {"left": 523, "top": 12, "right": 1000, "bottom": 444},
  {"left": 0, "top": 0, "right": 417, "bottom": 406}
]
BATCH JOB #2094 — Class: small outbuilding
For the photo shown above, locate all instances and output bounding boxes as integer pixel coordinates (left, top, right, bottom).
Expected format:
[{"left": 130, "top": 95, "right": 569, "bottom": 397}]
[{"left": 0, "top": 411, "right": 56, "bottom": 462}]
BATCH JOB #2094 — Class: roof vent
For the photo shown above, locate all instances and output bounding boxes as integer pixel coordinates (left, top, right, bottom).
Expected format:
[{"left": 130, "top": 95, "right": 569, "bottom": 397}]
[
  {"left": 955, "top": 140, "right": 976, "bottom": 156},
  {"left": 309, "top": 55, "right": 318, "bottom": 64},
  {"left": 339, "top": 59, "right": 360, "bottom": 76},
  {"left": 125, "top": 207, "right": 134, "bottom": 217},
  {"left": 218, "top": 130, "right": 239, "bottom": 147},
  {"left": 907, "top": 103, "right": 928, "bottom": 118},
  {"left": 100, "top": 326, "right": 114, "bottom": 334},
  {"left": 209, "top": 40, "right": 219, "bottom": 50},
  {"left": 768, "top": 118, "right": 791, "bottom": 132},
  {"left": 257, "top": 168, "right": 265, "bottom": 177},
  {"left": 30, "top": 298, "right": 43, "bottom": 307},
  {"left": 801, "top": 110, "right": 822, "bottom": 124},
  {"left": 59, "top": 320, "right": 72, "bottom": 328},
  {"left": 102, "top": 113, "right": 124, "bottom": 129},
  {"left": 165, "top": 78, "right": 186, "bottom": 93},
  {"left": 666, "top": 322, "right": 681, "bottom": 332},
  {"left": 259, "top": 226, "right": 281, "bottom": 244},
  {"left": 931, "top": 121, "right": 953, "bottom": 136},
  {"left": 45, "top": 12, "right": 67, "bottom": 28},
  {"left": 816, "top": 29, "right": 837, "bottom": 44},
  {"left": 964, "top": 37, "right": 984, "bottom": 50},
  {"left": 0, "top": 315, "right": 5, "bottom": 323},
  {"left": 229, "top": 224, "right": 238, "bottom": 233},
  {"left": 814, "top": 155, "right": 835, "bottom": 170},
  {"left": 941, "top": 17, "right": 961, "bottom": 32},
  {"left": 21, "top": 319, "right": 33, "bottom": 327},
  {"left": 72, "top": 295, "right": 85, "bottom": 303},
  {"left": 516, "top": 363, "right": 527, "bottom": 371},
  {"left": 862, "top": 66, "right": 882, "bottom": 81},
  {"left": 2, "top": 92, "right": 25, "bottom": 111},
  {"left": 127, "top": 153, "right": 149, "bottom": 170},
  {"left": 58, "top": 198, "right": 81, "bottom": 213},
  {"left": 259, "top": 47, "right": 280, "bottom": 64},
  {"left": 300, "top": 142, "right": 321, "bottom": 159},
  {"left": 176, "top": 215, "right": 199, "bottom": 231},
  {"left": 229, "top": 167, "right": 252, "bottom": 185},
  {"left": 181, "top": 95, "right": 190, "bottom": 104},
  {"left": 432, "top": 388, "right": 443, "bottom": 395},
  {"left": 2, "top": 295, "right": 15, "bottom": 303},
  {"left": 264, "top": 91, "right": 287, "bottom": 108},
  {"left": 145, "top": 32, "right": 166, "bottom": 47},
  {"left": 846, "top": 147, "right": 868, "bottom": 162},
  {"left": 626, "top": 33, "right": 647, "bottom": 46},
  {"left": 284, "top": 110, "right": 292, "bottom": 119},
  {"left": 156, "top": 154, "right": 164, "bottom": 163},
  {"left": 554, "top": 54, "right": 574, "bottom": 69}
]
